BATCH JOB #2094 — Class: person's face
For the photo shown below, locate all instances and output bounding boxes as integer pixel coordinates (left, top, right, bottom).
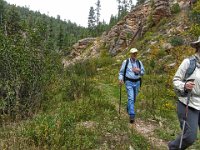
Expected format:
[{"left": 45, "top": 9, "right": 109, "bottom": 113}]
[{"left": 130, "top": 52, "right": 137, "bottom": 59}]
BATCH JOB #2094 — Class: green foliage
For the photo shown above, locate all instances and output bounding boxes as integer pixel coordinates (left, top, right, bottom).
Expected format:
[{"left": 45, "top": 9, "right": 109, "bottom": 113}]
[
  {"left": 156, "top": 17, "right": 168, "bottom": 28},
  {"left": 136, "top": 0, "right": 146, "bottom": 6},
  {"left": 189, "top": 24, "right": 200, "bottom": 36},
  {"left": 64, "top": 60, "right": 97, "bottom": 101},
  {"left": 169, "top": 36, "right": 184, "bottom": 46},
  {"left": 190, "top": 0, "right": 200, "bottom": 23},
  {"left": 19, "top": 98, "right": 132, "bottom": 149},
  {"left": 0, "top": 34, "right": 62, "bottom": 119},
  {"left": 146, "top": 13, "right": 155, "bottom": 27},
  {"left": 187, "top": 1, "right": 200, "bottom": 36},
  {"left": 170, "top": 3, "right": 181, "bottom": 14}
]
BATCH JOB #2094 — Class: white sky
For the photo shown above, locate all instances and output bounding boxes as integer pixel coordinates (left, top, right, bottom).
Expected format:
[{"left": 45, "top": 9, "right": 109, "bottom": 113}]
[{"left": 5, "top": 0, "right": 136, "bottom": 27}]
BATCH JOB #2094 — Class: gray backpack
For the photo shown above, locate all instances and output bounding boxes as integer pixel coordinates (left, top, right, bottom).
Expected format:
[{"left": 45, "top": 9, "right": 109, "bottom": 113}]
[
  {"left": 184, "top": 56, "right": 196, "bottom": 80},
  {"left": 175, "top": 56, "right": 196, "bottom": 97}
]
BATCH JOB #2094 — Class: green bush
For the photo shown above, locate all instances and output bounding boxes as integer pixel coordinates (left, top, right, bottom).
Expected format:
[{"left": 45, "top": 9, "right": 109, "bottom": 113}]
[
  {"left": 170, "top": 36, "right": 184, "bottom": 46},
  {"left": 0, "top": 34, "right": 62, "bottom": 119},
  {"left": 190, "top": 0, "right": 200, "bottom": 23},
  {"left": 170, "top": 3, "right": 181, "bottom": 14}
]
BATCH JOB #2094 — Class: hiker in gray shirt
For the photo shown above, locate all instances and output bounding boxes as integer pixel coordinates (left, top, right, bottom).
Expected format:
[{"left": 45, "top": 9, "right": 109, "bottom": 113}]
[{"left": 168, "top": 36, "right": 200, "bottom": 150}]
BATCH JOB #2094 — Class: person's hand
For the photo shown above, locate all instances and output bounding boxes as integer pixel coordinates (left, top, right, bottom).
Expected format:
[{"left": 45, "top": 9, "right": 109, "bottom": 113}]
[
  {"left": 185, "top": 80, "right": 195, "bottom": 91},
  {"left": 119, "top": 80, "right": 124, "bottom": 85},
  {"left": 132, "top": 67, "right": 140, "bottom": 74}
]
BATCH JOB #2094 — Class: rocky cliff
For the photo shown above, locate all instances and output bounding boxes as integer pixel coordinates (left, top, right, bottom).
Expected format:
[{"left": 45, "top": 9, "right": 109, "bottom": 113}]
[{"left": 63, "top": 0, "right": 190, "bottom": 67}]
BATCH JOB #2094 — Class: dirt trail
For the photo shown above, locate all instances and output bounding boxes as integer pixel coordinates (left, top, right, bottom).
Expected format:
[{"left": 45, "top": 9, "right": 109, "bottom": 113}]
[
  {"left": 132, "top": 118, "right": 168, "bottom": 150},
  {"left": 117, "top": 103, "right": 168, "bottom": 150},
  {"left": 101, "top": 82, "right": 168, "bottom": 149}
]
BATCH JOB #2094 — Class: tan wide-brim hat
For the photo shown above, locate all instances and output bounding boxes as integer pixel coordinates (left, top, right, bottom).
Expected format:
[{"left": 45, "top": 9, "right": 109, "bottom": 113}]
[
  {"left": 130, "top": 48, "right": 138, "bottom": 53},
  {"left": 191, "top": 36, "right": 200, "bottom": 48}
]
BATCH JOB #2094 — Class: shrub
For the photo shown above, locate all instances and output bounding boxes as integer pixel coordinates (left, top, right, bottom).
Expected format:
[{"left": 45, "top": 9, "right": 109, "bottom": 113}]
[
  {"left": 170, "top": 3, "right": 181, "bottom": 14},
  {"left": 190, "top": 0, "right": 200, "bottom": 23},
  {"left": 170, "top": 36, "right": 184, "bottom": 46},
  {"left": 189, "top": 24, "right": 200, "bottom": 36}
]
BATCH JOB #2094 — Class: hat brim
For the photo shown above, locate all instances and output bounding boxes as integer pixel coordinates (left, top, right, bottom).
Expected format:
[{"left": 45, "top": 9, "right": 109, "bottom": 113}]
[
  {"left": 191, "top": 41, "right": 200, "bottom": 44},
  {"left": 191, "top": 40, "right": 200, "bottom": 48}
]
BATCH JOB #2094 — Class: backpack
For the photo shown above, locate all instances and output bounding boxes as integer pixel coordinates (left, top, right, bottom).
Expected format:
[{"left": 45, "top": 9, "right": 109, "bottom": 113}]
[
  {"left": 123, "top": 58, "right": 142, "bottom": 86},
  {"left": 175, "top": 56, "right": 196, "bottom": 96},
  {"left": 184, "top": 56, "right": 196, "bottom": 80}
]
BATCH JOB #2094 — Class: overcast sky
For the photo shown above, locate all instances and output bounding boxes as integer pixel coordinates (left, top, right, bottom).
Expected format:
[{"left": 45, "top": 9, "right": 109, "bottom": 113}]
[{"left": 5, "top": 0, "right": 137, "bottom": 27}]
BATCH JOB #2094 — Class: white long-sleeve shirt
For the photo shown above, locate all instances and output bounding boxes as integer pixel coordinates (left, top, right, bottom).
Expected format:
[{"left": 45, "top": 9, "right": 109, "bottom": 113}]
[{"left": 173, "top": 54, "right": 200, "bottom": 110}]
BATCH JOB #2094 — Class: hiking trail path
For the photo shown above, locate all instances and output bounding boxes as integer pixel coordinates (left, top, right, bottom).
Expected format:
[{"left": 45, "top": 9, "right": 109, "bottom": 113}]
[{"left": 117, "top": 104, "right": 168, "bottom": 150}]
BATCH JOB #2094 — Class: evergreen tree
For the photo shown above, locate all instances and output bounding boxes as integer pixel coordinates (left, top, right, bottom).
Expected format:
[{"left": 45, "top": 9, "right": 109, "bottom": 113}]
[
  {"left": 5, "top": 5, "right": 22, "bottom": 36},
  {"left": 95, "top": 0, "right": 101, "bottom": 25},
  {"left": 109, "top": 14, "right": 118, "bottom": 27},
  {"left": 57, "top": 23, "right": 64, "bottom": 51},
  {"left": 122, "top": 0, "right": 128, "bottom": 12},
  {"left": 46, "top": 17, "right": 56, "bottom": 51},
  {"left": 88, "top": 6, "right": 96, "bottom": 29},
  {"left": 136, "top": 0, "right": 146, "bottom": 5},
  {"left": 0, "top": 0, "right": 6, "bottom": 26},
  {"left": 128, "top": 0, "right": 134, "bottom": 11},
  {"left": 116, "top": 0, "right": 122, "bottom": 17}
]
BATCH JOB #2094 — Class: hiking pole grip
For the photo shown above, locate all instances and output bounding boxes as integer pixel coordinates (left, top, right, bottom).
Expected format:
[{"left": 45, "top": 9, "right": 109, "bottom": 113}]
[{"left": 185, "top": 79, "right": 195, "bottom": 105}]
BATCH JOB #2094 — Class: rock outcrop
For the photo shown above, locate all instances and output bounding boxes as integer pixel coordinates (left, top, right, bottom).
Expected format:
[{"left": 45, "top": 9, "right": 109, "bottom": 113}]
[
  {"left": 152, "top": 0, "right": 171, "bottom": 24},
  {"left": 70, "top": 38, "right": 96, "bottom": 58},
  {"left": 102, "top": 3, "right": 151, "bottom": 56},
  {"left": 63, "top": 0, "right": 174, "bottom": 67}
]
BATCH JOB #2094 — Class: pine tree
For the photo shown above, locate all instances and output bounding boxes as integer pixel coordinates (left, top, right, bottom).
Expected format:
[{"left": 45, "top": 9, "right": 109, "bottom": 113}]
[
  {"left": 0, "top": 0, "right": 6, "bottom": 26},
  {"left": 116, "top": 0, "right": 122, "bottom": 17},
  {"left": 95, "top": 0, "right": 101, "bottom": 25},
  {"left": 136, "top": 0, "right": 146, "bottom": 5},
  {"left": 57, "top": 23, "right": 64, "bottom": 51},
  {"left": 88, "top": 6, "right": 96, "bottom": 29},
  {"left": 5, "top": 5, "right": 22, "bottom": 36},
  {"left": 128, "top": 0, "right": 134, "bottom": 11},
  {"left": 122, "top": 0, "right": 128, "bottom": 12}
]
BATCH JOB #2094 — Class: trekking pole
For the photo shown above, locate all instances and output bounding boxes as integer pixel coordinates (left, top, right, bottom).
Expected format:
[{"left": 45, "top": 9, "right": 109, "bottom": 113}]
[
  {"left": 119, "top": 84, "right": 122, "bottom": 115},
  {"left": 179, "top": 79, "right": 195, "bottom": 149}
]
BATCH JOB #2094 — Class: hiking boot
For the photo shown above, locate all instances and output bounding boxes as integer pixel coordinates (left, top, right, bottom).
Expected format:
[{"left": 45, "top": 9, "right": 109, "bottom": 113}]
[
  {"left": 129, "top": 117, "right": 135, "bottom": 124},
  {"left": 130, "top": 118, "right": 135, "bottom": 124}
]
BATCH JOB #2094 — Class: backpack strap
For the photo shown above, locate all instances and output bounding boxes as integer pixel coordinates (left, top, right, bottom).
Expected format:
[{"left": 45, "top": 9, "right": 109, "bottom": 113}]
[
  {"left": 184, "top": 56, "right": 196, "bottom": 80},
  {"left": 123, "top": 59, "right": 142, "bottom": 87},
  {"left": 136, "top": 60, "right": 142, "bottom": 87},
  {"left": 136, "top": 60, "right": 141, "bottom": 69},
  {"left": 123, "top": 58, "right": 129, "bottom": 82}
]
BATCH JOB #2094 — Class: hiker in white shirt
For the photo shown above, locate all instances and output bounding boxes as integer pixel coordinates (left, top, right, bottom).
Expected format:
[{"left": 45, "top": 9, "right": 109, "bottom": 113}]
[{"left": 168, "top": 36, "right": 200, "bottom": 150}]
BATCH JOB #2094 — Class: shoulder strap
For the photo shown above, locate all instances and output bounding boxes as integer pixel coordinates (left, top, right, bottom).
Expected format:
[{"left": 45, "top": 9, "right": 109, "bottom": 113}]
[
  {"left": 136, "top": 59, "right": 142, "bottom": 87},
  {"left": 136, "top": 60, "right": 141, "bottom": 69},
  {"left": 123, "top": 59, "right": 129, "bottom": 82},
  {"left": 184, "top": 56, "right": 196, "bottom": 80}
]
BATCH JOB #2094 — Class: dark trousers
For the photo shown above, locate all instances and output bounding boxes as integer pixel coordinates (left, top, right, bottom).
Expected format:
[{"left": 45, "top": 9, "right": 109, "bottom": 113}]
[{"left": 168, "top": 101, "right": 200, "bottom": 150}]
